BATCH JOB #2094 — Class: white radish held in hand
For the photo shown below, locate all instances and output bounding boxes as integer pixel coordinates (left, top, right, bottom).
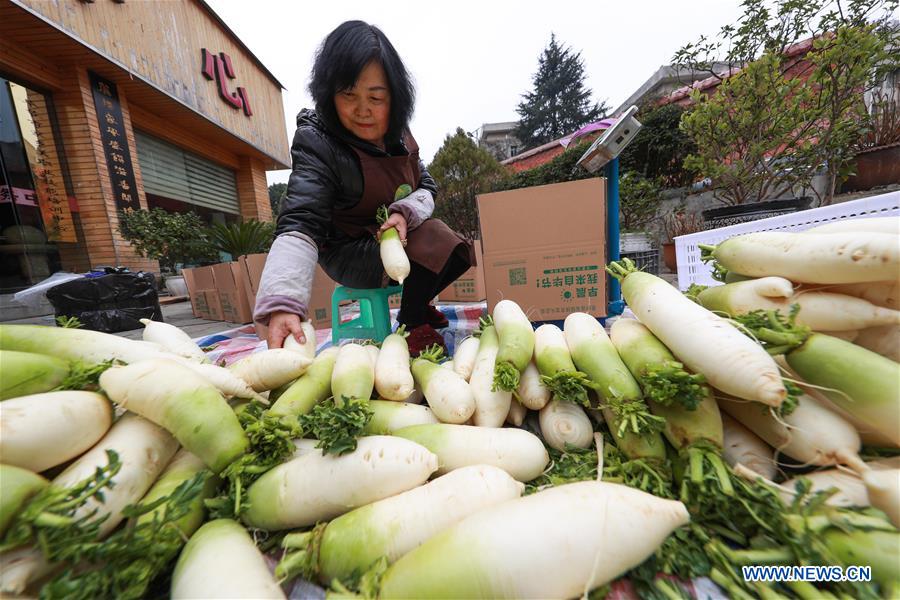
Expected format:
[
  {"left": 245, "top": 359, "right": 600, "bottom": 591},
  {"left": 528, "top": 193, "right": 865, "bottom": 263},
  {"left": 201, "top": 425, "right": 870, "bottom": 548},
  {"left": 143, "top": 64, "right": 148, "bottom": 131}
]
[
  {"left": 282, "top": 320, "right": 317, "bottom": 359},
  {"left": 377, "top": 204, "right": 410, "bottom": 285},
  {"left": 375, "top": 327, "right": 415, "bottom": 401}
]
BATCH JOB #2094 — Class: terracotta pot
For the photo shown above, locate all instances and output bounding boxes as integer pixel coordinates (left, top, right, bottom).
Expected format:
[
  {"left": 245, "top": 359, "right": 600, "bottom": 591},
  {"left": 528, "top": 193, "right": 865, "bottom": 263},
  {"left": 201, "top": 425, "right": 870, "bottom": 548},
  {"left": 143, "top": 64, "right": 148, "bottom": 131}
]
[{"left": 662, "top": 242, "right": 677, "bottom": 273}]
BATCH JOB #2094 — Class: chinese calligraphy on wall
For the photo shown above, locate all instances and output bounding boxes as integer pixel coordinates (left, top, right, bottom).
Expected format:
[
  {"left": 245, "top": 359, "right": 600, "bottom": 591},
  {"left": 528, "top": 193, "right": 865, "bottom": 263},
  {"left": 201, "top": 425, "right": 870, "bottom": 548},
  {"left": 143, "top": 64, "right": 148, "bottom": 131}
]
[{"left": 89, "top": 71, "right": 140, "bottom": 211}]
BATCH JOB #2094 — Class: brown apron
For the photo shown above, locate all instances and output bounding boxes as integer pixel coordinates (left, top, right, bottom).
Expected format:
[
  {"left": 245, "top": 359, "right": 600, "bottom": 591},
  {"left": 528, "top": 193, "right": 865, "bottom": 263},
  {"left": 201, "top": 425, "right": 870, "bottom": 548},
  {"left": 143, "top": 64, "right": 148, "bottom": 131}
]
[{"left": 332, "top": 134, "right": 473, "bottom": 275}]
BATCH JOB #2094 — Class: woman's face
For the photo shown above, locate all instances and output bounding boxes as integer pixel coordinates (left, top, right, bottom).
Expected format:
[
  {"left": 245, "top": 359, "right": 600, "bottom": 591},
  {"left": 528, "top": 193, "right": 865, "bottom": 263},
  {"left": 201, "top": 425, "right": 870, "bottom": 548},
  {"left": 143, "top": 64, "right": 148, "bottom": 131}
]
[{"left": 334, "top": 60, "right": 391, "bottom": 147}]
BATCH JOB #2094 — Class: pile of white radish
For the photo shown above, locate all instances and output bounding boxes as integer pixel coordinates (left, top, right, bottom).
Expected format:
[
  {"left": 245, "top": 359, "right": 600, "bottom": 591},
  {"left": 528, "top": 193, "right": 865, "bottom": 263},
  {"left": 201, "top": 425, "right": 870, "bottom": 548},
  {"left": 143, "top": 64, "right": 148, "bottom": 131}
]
[{"left": 2, "top": 222, "right": 897, "bottom": 600}]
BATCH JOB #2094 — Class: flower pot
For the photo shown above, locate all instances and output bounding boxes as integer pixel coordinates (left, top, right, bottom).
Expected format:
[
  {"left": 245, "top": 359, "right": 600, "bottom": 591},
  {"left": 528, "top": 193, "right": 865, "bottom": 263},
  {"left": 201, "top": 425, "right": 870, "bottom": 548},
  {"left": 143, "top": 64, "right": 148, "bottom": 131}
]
[
  {"left": 701, "top": 197, "right": 812, "bottom": 230},
  {"left": 164, "top": 275, "right": 188, "bottom": 297},
  {"left": 662, "top": 242, "right": 677, "bottom": 273}
]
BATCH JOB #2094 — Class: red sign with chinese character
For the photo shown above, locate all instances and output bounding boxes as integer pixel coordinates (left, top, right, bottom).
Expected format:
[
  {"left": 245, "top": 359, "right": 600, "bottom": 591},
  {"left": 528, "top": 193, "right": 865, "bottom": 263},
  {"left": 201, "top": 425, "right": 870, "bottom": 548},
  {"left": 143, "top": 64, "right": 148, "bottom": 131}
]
[{"left": 201, "top": 49, "right": 252, "bottom": 117}]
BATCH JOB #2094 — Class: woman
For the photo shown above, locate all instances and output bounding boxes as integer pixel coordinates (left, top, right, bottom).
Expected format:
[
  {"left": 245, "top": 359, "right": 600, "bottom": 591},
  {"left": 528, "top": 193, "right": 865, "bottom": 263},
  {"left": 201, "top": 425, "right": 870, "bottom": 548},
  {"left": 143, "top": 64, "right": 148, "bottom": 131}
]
[{"left": 254, "top": 21, "right": 474, "bottom": 355}]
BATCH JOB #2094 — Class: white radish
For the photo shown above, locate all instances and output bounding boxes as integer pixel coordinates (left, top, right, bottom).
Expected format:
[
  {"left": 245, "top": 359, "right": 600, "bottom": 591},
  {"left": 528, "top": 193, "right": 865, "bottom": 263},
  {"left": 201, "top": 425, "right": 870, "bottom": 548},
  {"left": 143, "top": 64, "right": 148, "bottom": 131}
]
[
  {"left": 379, "top": 210, "right": 411, "bottom": 285},
  {"left": 698, "top": 277, "right": 900, "bottom": 331},
  {"left": 331, "top": 343, "right": 375, "bottom": 403},
  {"left": 0, "top": 391, "right": 112, "bottom": 472},
  {"left": 805, "top": 216, "right": 899, "bottom": 234},
  {"left": 403, "top": 386, "right": 424, "bottom": 404},
  {"left": 410, "top": 350, "right": 475, "bottom": 424},
  {"left": 862, "top": 468, "right": 900, "bottom": 527},
  {"left": 375, "top": 330, "right": 414, "bottom": 401},
  {"left": 705, "top": 231, "right": 900, "bottom": 284},
  {"left": 470, "top": 324, "right": 511, "bottom": 427},
  {"left": 717, "top": 392, "right": 864, "bottom": 470},
  {"left": 229, "top": 348, "right": 312, "bottom": 392},
  {"left": 364, "top": 400, "right": 439, "bottom": 434},
  {"left": 827, "top": 280, "right": 899, "bottom": 310},
  {"left": 441, "top": 359, "right": 455, "bottom": 370},
  {"left": 54, "top": 413, "right": 179, "bottom": 537},
  {"left": 282, "top": 320, "right": 317, "bottom": 359},
  {"left": 296, "top": 465, "right": 525, "bottom": 585},
  {"left": 0, "top": 323, "right": 171, "bottom": 366},
  {"left": 268, "top": 346, "right": 340, "bottom": 419},
  {"left": 775, "top": 457, "right": 900, "bottom": 508},
  {"left": 534, "top": 323, "right": 590, "bottom": 406},
  {"left": 452, "top": 336, "right": 480, "bottom": 381},
  {"left": 516, "top": 360, "right": 551, "bottom": 410},
  {"left": 0, "top": 547, "right": 54, "bottom": 595},
  {"left": 392, "top": 423, "right": 550, "bottom": 482},
  {"left": 608, "top": 264, "right": 786, "bottom": 407},
  {"left": 140, "top": 318, "right": 208, "bottom": 362},
  {"left": 855, "top": 324, "right": 900, "bottom": 362},
  {"left": 172, "top": 359, "right": 265, "bottom": 401},
  {"left": 171, "top": 519, "right": 285, "bottom": 600},
  {"left": 99, "top": 359, "right": 248, "bottom": 473},
  {"left": 242, "top": 436, "right": 437, "bottom": 530},
  {"left": 721, "top": 413, "right": 777, "bottom": 480},
  {"left": 379, "top": 481, "right": 690, "bottom": 599},
  {"left": 364, "top": 343, "right": 380, "bottom": 367},
  {"left": 539, "top": 399, "right": 594, "bottom": 451},
  {"left": 492, "top": 299, "right": 535, "bottom": 392},
  {"left": 506, "top": 399, "right": 527, "bottom": 426}
]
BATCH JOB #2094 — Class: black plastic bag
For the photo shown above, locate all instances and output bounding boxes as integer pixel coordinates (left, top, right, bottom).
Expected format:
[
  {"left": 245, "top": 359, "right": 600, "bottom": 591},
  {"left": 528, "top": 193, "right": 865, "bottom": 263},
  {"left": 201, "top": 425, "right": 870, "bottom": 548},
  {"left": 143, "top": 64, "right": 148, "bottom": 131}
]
[{"left": 46, "top": 269, "right": 163, "bottom": 333}]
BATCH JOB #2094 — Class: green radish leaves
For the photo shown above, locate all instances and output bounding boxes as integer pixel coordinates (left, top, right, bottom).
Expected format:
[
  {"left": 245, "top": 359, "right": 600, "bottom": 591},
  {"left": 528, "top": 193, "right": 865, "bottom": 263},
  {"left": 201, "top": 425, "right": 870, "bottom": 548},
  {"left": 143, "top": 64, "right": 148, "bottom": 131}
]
[
  {"left": 639, "top": 361, "right": 708, "bottom": 411},
  {"left": 39, "top": 472, "right": 208, "bottom": 600},
  {"left": 275, "top": 524, "right": 326, "bottom": 583},
  {"left": 539, "top": 371, "right": 593, "bottom": 407},
  {"left": 207, "top": 401, "right": 302, "bottom": 519},
  {"left": 299, "top": 396, "right": 374, "bottom": 456},
  {"left": 492, "top": 361, "right": 521, "bottom": 393},
  {"left": 602, "top": 391, "right": 667, "bottom": 437},
  {"left": 0, "top": 450, "right": 121, "bottom": 558},
  {"left": 56, "top": 360, "right": 117, "bottom": 392},
  {"left": 524, "top": 444, "right": 599, "bottom": 495}
]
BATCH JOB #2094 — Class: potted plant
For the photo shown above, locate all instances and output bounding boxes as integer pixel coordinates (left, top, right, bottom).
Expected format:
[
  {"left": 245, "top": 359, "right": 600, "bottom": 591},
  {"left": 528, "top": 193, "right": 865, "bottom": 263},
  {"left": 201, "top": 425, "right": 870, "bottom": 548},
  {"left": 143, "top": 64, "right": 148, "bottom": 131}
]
[
  {"left": 205, "top": 220, "right": 276, "bottom": 259},
  {"left": 118, "top": 208, "right": 216, "bottom": 295},
  {"left": 618, "top": 174, "right": 662, "bottom": 271},
  {"left": 661, "top": 211, "right": 702, "bottom": 273}
]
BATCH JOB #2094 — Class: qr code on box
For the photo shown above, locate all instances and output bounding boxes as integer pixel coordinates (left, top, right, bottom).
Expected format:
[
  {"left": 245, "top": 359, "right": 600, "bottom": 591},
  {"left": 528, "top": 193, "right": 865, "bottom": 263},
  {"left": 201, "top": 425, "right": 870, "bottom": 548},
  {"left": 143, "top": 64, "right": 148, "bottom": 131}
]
[
  {"left": 314, "top": 308, "right": 326, "bottom": 321},
  {"left": 508, "top": 267, "right": 526, "bottom": 286}
]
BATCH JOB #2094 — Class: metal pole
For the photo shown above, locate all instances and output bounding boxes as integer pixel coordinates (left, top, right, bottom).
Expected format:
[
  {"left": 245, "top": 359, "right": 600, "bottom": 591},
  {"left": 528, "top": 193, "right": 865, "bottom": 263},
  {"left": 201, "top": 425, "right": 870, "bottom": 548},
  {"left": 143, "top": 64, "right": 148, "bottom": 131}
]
[{"left": 606, "top": 157, "right": 624, "bottom": 315}]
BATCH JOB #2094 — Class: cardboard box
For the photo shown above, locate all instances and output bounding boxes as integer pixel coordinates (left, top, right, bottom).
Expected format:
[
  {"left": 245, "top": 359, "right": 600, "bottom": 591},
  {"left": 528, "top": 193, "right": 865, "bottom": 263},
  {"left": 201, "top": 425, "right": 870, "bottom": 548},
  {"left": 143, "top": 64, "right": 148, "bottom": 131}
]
[
  {"left": 438, "top": 239, "right": 486, "bottom": 302},
  {"left": 211, "top": 263, "right": 253, "bottom": 324},
  {"left": 183, "top": 265, "right": 217, "bottom": 320},
  {"left": 203, "top": 289, "right": 224, "bottom": 321},
  {"left": 476, "top": 178, "right": 607, "bottom": 321},
  {"left": 238, "top": 254, "right": 338, "bottom": 335}
]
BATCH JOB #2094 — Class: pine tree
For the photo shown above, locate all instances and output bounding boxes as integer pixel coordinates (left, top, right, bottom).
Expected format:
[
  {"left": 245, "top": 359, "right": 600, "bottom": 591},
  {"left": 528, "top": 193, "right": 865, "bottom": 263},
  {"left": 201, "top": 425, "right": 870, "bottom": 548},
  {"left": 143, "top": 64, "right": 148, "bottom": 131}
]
[{"left": 515, "top": 34, "right": 608, "bottom": 150}]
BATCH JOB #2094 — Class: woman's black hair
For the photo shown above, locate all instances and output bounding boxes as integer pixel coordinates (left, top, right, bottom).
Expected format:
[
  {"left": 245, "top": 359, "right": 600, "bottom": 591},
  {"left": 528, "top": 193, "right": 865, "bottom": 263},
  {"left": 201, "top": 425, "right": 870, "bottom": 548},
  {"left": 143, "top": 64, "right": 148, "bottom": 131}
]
[{"left": 309, "top": 21, "right": 415, "bottom": 144}]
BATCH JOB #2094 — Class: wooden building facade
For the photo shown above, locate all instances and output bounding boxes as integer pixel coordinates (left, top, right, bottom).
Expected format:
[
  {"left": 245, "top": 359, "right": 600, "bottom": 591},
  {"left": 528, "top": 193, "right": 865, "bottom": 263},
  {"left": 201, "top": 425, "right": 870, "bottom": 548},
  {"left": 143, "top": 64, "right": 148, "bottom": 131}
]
[{"left": 0, "top": 0, "right": 289, "bottom": 292}]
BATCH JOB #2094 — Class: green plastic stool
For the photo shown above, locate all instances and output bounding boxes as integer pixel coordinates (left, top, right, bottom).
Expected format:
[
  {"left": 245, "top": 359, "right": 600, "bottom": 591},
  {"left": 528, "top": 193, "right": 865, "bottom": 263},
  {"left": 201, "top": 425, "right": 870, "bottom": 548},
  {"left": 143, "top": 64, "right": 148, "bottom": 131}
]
[{"left": 331, "top": 285, "right": 403, "bottom": 344}]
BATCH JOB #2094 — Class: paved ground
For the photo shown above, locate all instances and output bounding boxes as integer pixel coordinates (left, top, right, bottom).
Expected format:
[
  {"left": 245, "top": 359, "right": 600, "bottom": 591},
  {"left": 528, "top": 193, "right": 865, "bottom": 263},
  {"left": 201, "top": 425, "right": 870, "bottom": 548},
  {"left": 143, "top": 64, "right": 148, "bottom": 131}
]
[{"left": 1, "top": 298, "right": 238, "bottom": 340}]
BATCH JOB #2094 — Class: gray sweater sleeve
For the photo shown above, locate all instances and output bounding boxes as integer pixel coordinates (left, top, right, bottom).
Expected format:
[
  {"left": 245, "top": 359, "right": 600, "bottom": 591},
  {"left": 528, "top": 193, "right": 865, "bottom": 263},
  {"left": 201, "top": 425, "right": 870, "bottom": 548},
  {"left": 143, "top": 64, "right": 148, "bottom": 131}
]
[
  {"left": 252, "top": 232, "right": 319, "bottom": 325},
  {"left": 388, "top": 187, "right": 434, "bottom": 231}
]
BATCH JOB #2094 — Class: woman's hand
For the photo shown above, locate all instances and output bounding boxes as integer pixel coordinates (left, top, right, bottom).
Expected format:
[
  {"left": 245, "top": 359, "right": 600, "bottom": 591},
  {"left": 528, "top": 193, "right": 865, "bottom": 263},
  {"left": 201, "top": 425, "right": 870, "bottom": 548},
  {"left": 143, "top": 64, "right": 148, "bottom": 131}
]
[
  {"left": 378, "top": 212, "right": 407, "bottom": 244},
  {"left": 267, "top": 311, "right": 306, "bottom": 349}
]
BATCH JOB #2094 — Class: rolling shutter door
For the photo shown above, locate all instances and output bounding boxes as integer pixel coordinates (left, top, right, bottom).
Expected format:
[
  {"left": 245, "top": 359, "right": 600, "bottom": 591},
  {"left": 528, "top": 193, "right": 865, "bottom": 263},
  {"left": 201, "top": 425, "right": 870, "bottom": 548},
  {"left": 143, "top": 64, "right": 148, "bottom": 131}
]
[{"left": 134, "top": 130, "right": 239, "bottom": 214}]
